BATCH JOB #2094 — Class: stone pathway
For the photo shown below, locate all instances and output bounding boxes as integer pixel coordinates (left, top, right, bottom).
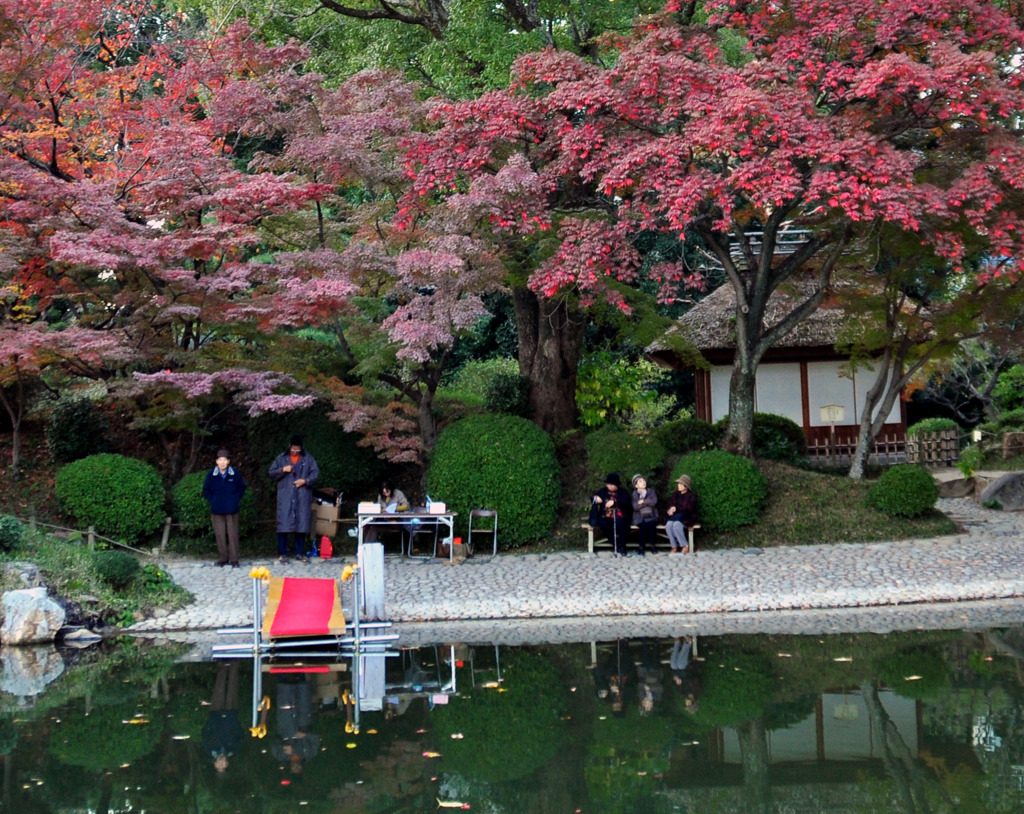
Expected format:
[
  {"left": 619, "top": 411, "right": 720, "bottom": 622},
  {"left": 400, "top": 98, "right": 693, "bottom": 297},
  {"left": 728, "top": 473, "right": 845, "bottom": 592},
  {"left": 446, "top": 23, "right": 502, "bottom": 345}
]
[{"left": 128, "top": 499, "right": 1024, "bottom": 642}]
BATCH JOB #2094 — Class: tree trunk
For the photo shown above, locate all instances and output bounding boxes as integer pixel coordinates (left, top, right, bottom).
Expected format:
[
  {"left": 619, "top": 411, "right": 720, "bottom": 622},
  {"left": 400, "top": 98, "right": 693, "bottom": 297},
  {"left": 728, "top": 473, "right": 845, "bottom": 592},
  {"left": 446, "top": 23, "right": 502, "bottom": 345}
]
[
  {"left": 848, "top": 348, "right": 895, "bottom": 480},
  {"left": 417, "top": 384, "right": 437, "bottom": 457},
  {"left": 724, "top": 353, "right": 757, "bottom": 457},
  {"left": 737, "top": 717, "right": 772, "bottom": 814},
  {"left": 513, "top": 286, "right": 582, "bottom": 434},
  {"left": 0, "top": 377, "right": 25, "bottom": 480}
]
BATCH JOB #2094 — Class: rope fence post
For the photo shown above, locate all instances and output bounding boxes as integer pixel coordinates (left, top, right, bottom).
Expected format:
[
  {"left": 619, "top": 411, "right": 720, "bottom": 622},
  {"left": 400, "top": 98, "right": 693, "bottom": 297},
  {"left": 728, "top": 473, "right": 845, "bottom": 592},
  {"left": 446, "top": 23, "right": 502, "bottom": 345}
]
[
  {"left": 28, "top": 504, "right": 37, "bottom": 533},
  {"left": 160, "top": 516, "right": 172, "bottom": 554},
  {"left": 87, "top": 525, "right": 95, "bottom": 551}
]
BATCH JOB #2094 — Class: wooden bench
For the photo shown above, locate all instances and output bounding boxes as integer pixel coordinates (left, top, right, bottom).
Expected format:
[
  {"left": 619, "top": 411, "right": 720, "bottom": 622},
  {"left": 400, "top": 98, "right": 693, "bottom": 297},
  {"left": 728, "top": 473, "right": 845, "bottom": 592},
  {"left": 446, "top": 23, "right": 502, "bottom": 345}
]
[{"left": 581, "top": 522, "right": 699, "bottom": 554}]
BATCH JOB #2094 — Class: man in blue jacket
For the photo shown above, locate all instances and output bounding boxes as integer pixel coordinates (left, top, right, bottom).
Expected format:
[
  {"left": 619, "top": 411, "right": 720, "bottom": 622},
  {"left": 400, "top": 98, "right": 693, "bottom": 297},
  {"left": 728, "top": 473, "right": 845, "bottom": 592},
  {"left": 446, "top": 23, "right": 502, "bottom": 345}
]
[{"left": 203, "top": 449, "right": 247, "bottom": 567}]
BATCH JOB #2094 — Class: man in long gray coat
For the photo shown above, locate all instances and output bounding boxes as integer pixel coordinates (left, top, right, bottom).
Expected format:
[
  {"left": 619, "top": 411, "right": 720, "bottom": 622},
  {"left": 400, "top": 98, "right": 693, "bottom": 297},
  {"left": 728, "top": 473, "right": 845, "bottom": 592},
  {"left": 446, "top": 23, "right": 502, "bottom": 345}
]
[{"left": 269, "top": 434, "right": 320, "bottom": 564}]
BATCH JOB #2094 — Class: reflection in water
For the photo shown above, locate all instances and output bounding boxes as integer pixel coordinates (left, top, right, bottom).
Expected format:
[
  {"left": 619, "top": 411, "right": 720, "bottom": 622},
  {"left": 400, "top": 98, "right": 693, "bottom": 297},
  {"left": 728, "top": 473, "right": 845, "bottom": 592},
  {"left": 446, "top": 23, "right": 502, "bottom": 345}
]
[
  {"left": 203, "top": 662, "right": 243, "bottom": 774},
  {"left": 3, "top": 628, "right": 1024, "bottom": 811}
]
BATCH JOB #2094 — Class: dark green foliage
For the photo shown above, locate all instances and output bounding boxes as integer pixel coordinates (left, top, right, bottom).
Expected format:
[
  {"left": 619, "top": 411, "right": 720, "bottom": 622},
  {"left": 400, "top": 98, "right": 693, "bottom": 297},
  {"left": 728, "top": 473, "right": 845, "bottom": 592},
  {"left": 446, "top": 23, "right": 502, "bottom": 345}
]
[
  {"left": 432, "top": 649, "right": 565, "bottom": 783},
  {"left": 753, "top": 413, "right": 807, "bottom": 461},
  {"left": 169, "top": 471, "right": 256, "bottom": 540},
  {"left": 248, "top": 405, "right": 385, "bottom": 497},
  {"left": 484, "top": 371, "right": 531, "bottom": 417},
  {"left": 0, "top": 515, "right": 23, "bottom": 551},
  {"left": 993, "top": 363, "right": 1024, "bottom": 411},
  {"left": 0, "top": 718, "right": 17, "bottom": 757},
  {"left": 55, "top": 454, "right": 166, "bottom": 543},
  {"left": 139, "top": 563, "right": 174, "bottom": 590},
  {"left": 45, "top": 396, "right": 110, "bottom": 463},
  {"left": 585, "top": 427, "right": 667, "bottom": 488},
  {"left": 716, "top": 413, "right": 806, "bottom": 461},
  {"left": 867, "top": 464, "right": 938, "bottom": 518},
  {"left": 907, "top": 417, "right": 960, "bottom": 437},
  {"left": 875, "top": 649, "right": 950, "bottom": 700},
  {"left": 427, "top": 414, "right": 559, "bottom": 547},
  {"left": 693, "top": 652, "right": 777, "bottom": 728},
  {"left": 673, "top": 450, "right": 768, "bottom": 532},
  {"left": 92, "top": 549, "right": 142, "bottom": 589},
  {"left": 996, "top": 408, "right": 1024, "bottom": 430},
  {"left": 48, "top": 694, "right": 161, "bottom": 770},
  {"left": 655, "top": 416, "right": 721, "bottom": 454}
]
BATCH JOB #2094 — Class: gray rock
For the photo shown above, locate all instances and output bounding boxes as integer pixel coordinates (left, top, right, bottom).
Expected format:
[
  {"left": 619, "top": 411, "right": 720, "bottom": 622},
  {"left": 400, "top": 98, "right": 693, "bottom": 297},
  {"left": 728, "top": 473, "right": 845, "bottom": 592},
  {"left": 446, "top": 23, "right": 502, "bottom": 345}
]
[
  {"left": 60, "top": 628, "right": 103, "bottom": 647},
  {"left": 0, "top": 646, "right": 64, "bottom": 697},
  {"left": 937, "top": 476, "right": 978, "bottom": 499},
  {"left": 979, "top": 472, "right": 1024, "bottom": 511},
  {"left": 1, "top": 588, "right": 66, "bottom": 645},
  {"left": 0, "top": 562, "right": 43, "bottom": 588}
]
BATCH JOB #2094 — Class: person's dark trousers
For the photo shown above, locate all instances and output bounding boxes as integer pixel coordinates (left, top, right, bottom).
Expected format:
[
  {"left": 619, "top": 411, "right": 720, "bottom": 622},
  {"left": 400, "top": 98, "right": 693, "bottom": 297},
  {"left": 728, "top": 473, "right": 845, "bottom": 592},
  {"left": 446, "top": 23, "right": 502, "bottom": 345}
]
[
  {"left": 637, "top": 519, "right": 657, "bottom": 554},
  {"left": 212, "top": 513, "right": 240, "bottom": 564},
  {"left": 277, "top": 532, "right": 306, "bottom": 558},
  {"left": 601, "top": 517, "right": 629, "bottom": 556}
]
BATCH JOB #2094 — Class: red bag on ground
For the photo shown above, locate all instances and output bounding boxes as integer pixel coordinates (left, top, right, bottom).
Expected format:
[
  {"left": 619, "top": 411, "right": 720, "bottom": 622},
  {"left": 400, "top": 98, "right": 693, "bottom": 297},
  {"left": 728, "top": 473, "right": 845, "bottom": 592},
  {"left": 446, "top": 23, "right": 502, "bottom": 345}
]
[{"left": 319, "top": 535, "right": 333, "bottom": 558}]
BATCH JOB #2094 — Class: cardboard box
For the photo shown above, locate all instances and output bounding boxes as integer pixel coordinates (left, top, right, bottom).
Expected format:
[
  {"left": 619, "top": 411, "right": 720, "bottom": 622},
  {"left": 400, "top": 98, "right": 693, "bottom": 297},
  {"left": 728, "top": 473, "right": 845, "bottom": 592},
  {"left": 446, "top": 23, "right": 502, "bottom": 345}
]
[
  {"left": 312, "top": 502, "right": 341, "bottom": 539},
  {"left": 313, "top": 502, "right": 341, "bottom": 522},
  {"left": 428, "top": 501, "right": 447, "bottom": 514}
]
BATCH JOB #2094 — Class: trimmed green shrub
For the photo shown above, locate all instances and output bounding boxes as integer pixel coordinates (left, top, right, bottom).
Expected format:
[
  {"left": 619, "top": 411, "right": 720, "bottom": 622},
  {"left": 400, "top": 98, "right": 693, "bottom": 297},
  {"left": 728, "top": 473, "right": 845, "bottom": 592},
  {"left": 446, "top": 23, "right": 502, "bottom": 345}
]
[
  {"left": 585, "top": 426, "right": 667, "bottom": 488},
  {"left": 867, "top": 464, "right": 938, "bottom": 518},
  {"left": 694, "top": 652, "right": 777, "bottom": 728},
  {"left": 0, "top": 515, "right": 23, "bottom": 551},
  {"left": 427, "top": 414, "right": 559, "bottom": 547},
  {"left": 432, "top": 649, "right": 565, "bottom": 783},
  {"left": 672, "top": 450, "right": 768, "bottom": 532},
  {"left": 49, "top": 697, "right": 161, "bottom": 770},
  {"left": 170, "top": 471, "right": 257, "bottom": 540},
  {"left": 753, "top": 413, "right": 807, "bottom": 461},
  {"left": 655, "top": 417, "right": 721, "bottom": 455},
  {"left": 55, "top": 454, "right": 166, "bottom": 543},
  {"left": 45, "top": 396, "right": 110, "bottom": 463},
  {"left": 996, "top": 408, "right": 1024, "bottom": 430},
  {"left": 875, "top": 649, "right": 949, "bottom": 700},
  {"left": 715, "top": 413, "right": 806, "bottom": 461},
  {"left": 907, "top": 417, "right": 960, "bottom": 437},
  {"left": 485, "top": 371, "right": 531, "bottom": 417},
  {"left": 248, "top": 404, "right": 385, "bottom": 498},
  {"left": 92, "top": 549, "right": 141, "bottom": 589}
]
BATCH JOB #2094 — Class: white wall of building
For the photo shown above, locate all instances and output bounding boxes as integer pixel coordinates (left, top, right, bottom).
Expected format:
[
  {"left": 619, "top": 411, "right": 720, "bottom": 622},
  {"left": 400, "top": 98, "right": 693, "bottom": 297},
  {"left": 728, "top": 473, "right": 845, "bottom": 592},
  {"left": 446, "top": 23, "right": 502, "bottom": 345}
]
[{"left": 708, "top": 360, "right": 900, "bottom": 427}]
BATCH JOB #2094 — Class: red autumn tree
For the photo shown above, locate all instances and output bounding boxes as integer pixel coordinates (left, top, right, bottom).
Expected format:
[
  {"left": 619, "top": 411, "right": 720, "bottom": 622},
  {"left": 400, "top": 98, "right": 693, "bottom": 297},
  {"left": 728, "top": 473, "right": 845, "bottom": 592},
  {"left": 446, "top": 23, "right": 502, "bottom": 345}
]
[
  {"left": 1, "top": 1, "right": 343, "bottom": 474},
  {"left": 404, "top": 0, "right": 1024, "bottom": 451}
]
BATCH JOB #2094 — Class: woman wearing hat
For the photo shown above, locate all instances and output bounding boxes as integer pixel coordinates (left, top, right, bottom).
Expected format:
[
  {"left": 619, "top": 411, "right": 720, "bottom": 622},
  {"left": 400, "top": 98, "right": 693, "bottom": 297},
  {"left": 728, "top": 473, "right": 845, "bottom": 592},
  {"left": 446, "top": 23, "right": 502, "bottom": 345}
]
[
  {"left": 203, "top": 449, "right": 247, "bottom": 567},
  {"left": 665, "top": 474, "right": 697, "bottom": 553},
  {"left": 592, "top": 472, "right": 629, "bottom": 557},
  {"left": 630, "top": 474, "right": 660, "bottom": 556}
]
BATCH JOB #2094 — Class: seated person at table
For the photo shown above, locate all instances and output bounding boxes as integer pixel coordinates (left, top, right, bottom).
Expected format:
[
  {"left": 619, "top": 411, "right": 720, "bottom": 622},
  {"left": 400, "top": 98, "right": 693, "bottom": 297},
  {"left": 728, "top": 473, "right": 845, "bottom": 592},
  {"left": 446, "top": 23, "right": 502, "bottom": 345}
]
[
  {"left": 378, "top": 479, "right": 409, "bottom": 513},
  {"left": 363, "top": 480, "right": 410, "bottom": 543}
]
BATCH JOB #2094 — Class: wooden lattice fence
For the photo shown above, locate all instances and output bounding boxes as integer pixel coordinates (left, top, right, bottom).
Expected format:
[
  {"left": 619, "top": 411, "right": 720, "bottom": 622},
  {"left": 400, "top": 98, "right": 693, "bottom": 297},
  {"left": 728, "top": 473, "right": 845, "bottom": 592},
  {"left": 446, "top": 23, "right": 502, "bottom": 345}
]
[
  {"left": 807, "top": 432, "right": 907, "bottom": 467},
  {"left": 906, "top": 429, "right": 960, "bottom": 467}
]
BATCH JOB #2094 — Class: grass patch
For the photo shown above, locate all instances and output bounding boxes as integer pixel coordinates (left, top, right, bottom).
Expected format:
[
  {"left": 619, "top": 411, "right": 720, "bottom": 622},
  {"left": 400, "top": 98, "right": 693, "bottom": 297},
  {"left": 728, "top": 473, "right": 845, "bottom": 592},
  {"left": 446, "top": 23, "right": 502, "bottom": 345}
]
[
  {"left": 1, "top": 530, "right": 191, "bottom": 626},
  {"left": 702, "top": 461, "right": 957, "bottom": 549},
  {"left": 532, "top": 456, "right": 958, "bottom": 553}
]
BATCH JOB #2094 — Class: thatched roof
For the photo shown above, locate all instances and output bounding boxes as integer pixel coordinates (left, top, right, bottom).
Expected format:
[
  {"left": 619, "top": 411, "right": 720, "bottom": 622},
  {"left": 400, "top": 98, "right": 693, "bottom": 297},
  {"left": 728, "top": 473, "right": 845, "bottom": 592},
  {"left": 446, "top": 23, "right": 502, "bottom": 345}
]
[{"left": 647, "top": 280, "right": 848, "bottom": 366}]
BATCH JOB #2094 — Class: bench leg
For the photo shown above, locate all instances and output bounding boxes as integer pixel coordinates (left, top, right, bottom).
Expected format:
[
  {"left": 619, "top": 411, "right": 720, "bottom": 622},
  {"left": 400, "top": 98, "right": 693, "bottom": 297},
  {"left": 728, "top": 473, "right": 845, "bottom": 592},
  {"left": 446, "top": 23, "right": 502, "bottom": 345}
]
[{"left": 687, "top": 526, "right": 695, "bottom": 554}]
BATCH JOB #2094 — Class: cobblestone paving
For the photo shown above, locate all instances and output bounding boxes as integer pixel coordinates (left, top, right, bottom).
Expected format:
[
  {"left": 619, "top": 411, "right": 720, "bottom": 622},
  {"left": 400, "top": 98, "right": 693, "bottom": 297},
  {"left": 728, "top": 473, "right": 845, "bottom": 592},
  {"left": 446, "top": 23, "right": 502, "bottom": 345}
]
[{"left": 130, "top": 499, "right": 1024, "bottom": 641}]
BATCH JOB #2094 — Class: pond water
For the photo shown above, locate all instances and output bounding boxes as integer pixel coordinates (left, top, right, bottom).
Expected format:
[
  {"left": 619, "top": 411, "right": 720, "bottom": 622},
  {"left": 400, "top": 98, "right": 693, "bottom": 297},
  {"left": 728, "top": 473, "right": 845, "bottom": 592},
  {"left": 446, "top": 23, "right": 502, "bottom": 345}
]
[{"left": 2, "top": 626, "right": 1023, "bottom": 813}]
